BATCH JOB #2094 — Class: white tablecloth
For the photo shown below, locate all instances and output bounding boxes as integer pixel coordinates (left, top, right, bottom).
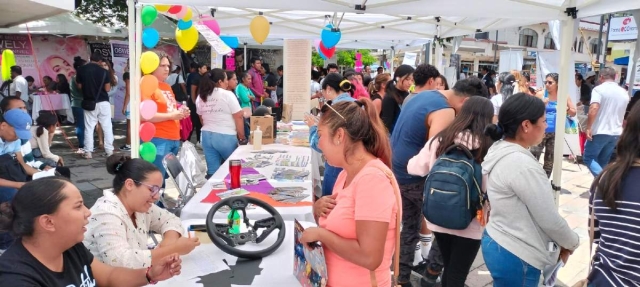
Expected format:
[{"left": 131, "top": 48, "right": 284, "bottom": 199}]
[
  {"left": 31, "top": 93, "right": 74, "bottom": 123},
  {"left": 155, "top": 219, "right": 314, "bottom": 287},
  {"left": 180, "top": 144, "right": 314, "bottom": 222}
]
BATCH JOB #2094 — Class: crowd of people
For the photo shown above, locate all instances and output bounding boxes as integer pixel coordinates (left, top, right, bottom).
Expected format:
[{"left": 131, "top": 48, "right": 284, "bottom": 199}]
[{"left": 0, "top": 45, "right": 639, "bottom": 287}]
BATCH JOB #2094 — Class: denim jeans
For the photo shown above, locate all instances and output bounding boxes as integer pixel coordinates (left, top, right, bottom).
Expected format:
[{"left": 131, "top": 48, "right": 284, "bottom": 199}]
[
  {"left": 72, "top": 107, "right": 85, "bottom": 149},
  {"left": 201, "top": 131, "right": 238, "bottom": 176},
  {"left": 0, "top": 186, "right": 17, "bottom": 249},
  {"left": 481, "top": 231, "right": 541, "bottom": 287},
  {"left": 321, "top": 162, "right": 343, "bottom": 196},
  {"left": 583, "top": 134, "right": 619, "bottom": 176},
  {"left": 149, "top": 137, "right": 181, "bottom": 185}
]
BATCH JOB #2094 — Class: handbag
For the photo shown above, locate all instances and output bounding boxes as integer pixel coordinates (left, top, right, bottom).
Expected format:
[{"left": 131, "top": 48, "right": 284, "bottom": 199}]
[
  {"left": 0, "top": 153, "right": 27, "bottom": 182},
  {"left": 82, "top": 70, "right": 106, "bottom": 111},
  {"left": 369, "top": 166, "right": 402, "bottom": 287},
  {"left": 171, "top": 74, "right": 188, "bottom": 102}
]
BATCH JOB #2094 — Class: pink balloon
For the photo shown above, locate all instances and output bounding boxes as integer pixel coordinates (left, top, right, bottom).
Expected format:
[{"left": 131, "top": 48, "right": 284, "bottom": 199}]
[
  {"left": 175, "top": 7, "right": 187, "bottom": 19},
  {"left": 139, "top": 122, "right": 156, "bottom": 142},
  {"left": 313, "top": 39, "right": 321, "bottom": 50},
  {"left": 140, "top": 99, "right": 158, "bottom": 121},
  {"left": 203, "top": 19, "right": 221, "bottom": 35}
]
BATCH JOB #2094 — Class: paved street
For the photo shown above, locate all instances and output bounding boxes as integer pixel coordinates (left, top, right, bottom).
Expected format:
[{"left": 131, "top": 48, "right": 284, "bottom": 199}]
[{"left": 50, "top": 122, "right": 593, "bottom": 287}]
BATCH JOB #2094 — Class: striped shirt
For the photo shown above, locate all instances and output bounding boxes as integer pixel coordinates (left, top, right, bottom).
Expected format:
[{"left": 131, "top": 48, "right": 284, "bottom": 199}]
[{"left": 589, "top": 167, "right": 640, "bottom": 286}]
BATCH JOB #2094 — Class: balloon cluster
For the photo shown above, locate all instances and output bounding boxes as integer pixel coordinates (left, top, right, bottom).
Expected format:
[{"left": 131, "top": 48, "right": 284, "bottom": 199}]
[
  {"left": 199, "top": 17, "right": 240, "bottom": 49},
  {"left": 315, "top": 24, "right": 341, "bottom": 60},
  {"left": 155, "top": 4, "right": 199, "bottom": 51}
]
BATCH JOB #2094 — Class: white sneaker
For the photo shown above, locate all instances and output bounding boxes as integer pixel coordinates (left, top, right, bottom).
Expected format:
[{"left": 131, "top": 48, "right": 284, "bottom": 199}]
[
  {"left": 82, "top": 152, "right": 92, "bottom": 159},
  {"left": 196, "top": 142, "right": 203, "bottom": 149}
]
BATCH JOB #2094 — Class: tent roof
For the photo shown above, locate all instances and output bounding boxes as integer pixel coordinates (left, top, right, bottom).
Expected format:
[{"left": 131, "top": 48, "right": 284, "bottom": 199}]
[
  {"left": 143, "top": 0, "right": 639, "bottom": 21},
  {"left": 0, "top": 0, "right": 75, "bottom": 28},
  {"left": 0, "top": 13, "right": 126, "bottom": 37}
]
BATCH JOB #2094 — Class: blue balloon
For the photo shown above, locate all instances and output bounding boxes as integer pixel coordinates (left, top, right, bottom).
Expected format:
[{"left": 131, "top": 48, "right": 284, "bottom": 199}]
[
  {"left": 320, "top": 24, "right": 341, "bottom": 49},
  {"left": 177, "top": 19, "right": 192, "bottom": 30},
  {"left": 142, "top": 27, "right": 159, "bottom": 49},
  {"left": 220, "top": 36, "right": 239, "bottom": 49}
]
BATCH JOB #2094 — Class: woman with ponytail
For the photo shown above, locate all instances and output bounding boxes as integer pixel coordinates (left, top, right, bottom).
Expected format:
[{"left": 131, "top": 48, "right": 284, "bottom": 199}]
[
  {"left": 481, "top": 93, "right": 578, "bottom": 286},
  {"left": 380, "top": 64, "right": 415, "bottom": 134},
  {"left": 305, "top": 73, "right": 356, "bottom": 198},
  {"left": 29, "top": 113, "right": 62, "bottom": 167},
  {"left": 368, "top": 73, "right": 391, "bottom": 114},
  {"left": 300, "top": 98, "right": 398, "bottom": 287}
]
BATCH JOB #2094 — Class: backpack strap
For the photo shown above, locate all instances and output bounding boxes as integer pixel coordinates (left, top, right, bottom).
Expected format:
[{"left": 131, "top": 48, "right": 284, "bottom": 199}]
[{"left": 368, "top": 165, "right": 402, "bottom": 287}]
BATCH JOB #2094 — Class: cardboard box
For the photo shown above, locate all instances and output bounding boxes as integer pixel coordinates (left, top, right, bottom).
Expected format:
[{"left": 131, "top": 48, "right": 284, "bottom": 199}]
[{"left": 249, "top": 116, "right": 275, "bottom": 144}]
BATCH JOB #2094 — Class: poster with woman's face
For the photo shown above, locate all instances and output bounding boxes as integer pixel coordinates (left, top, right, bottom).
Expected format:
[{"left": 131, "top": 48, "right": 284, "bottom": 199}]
[{"left": 34, "top": 36, "right": 89, "bottom": 86}]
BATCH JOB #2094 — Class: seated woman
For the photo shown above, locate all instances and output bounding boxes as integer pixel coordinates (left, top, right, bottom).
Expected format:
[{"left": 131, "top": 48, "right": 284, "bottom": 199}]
[
  {"left": 0, "top": 177, "right": 182, "bottom": 286},
  {"left": 29, "top": 113, "right": 62, "bottom": 168},
  {"left": 301, "top": 99, "right": 399, "bottom": 287},
  {"left": 84, "top": 155, "right": 200, "bottom": 268}
]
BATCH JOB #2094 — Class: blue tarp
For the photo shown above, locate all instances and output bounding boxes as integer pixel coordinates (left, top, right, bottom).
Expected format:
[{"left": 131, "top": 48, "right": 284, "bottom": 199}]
[{"left": 614, "top": 56, "right": 629, "bottom": 66}]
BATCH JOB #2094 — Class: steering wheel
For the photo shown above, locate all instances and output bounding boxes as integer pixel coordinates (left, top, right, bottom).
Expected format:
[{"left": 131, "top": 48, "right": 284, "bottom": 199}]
[{"left": 205, "top": 196, "right": 286, "bottom": 259}]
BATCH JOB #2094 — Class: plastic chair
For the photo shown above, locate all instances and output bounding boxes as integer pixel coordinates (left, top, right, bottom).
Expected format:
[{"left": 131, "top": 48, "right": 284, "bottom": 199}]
[{"left": 161, "top": 153, "right": 197, "bottom": 215}]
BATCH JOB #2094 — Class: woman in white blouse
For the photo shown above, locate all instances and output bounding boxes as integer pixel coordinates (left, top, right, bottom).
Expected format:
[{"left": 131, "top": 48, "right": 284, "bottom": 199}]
[
  {"left": 29, "top": 112, "right": 62, "bottom": 167},
  {"left": 84, "top": 154, "right": 200, "bottom": 268}
]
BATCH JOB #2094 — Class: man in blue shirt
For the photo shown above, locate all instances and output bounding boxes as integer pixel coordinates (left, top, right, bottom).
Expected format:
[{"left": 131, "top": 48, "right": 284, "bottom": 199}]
[{"left": 391, "top": 77, "right": 487, "bottom": 286}]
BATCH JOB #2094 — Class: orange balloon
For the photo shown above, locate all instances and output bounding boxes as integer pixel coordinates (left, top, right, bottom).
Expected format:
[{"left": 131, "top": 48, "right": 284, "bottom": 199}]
[{"left": 140, "top": 75, "right": 158, "bottom": 98}]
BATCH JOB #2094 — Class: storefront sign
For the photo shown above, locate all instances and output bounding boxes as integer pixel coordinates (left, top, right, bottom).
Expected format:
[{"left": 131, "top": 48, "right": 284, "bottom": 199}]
[{"left": 609, "top": 16, "right": 638, "bottom": 41}]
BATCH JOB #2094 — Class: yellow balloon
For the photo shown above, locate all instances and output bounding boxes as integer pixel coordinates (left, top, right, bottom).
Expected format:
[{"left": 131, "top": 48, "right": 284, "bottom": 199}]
[
  {"left": 140, "top": 51, "right": 160, "bottom": 75},
  {"left": 176, "top": 26, "right": 198, "bottom": 51},
  {"left": 182, "top": 8, "right": 193, "bottom": 21},
  {"left": 155, "top": 5, "right": 170, "bottom": 12},
  {"left": 250, "top": 15, "right": 270, "bottom": 44}
]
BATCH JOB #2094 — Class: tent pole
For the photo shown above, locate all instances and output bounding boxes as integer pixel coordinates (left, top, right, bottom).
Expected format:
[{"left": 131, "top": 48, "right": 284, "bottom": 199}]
[
  {"left": 595, "top": 15, "right": 604, "bottom": 68},
  {"left": 627, "top": 9, "right": 640, "bottom": 97},
  {"left": 600, "top": 14, "right": 612, "bottom": 70},
  {"left": 390, "top": 47, "right": 395, "bottom": 71},
  {"left": 551, "top": 3, "right": 576, "bottom": 206},
  {"left": 244, "top": 44, "right": 247, "bottom": 71},
  {"left": 128, "top": 0, "right": 141, "bottom": 159}
]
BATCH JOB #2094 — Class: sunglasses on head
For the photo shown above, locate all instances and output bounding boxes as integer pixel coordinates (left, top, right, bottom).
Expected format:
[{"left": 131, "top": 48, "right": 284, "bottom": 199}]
[
  {"left": 134, "top": 180, "right": 162, "bottom": 197},
  {"left": 320, "top": 100, "right": 346, "bottom": 121}
]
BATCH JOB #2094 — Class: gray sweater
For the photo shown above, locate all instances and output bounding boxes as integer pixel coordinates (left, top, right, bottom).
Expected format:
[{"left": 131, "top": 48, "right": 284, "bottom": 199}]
[{"left": 482, "top": 140, "right": 579, "bottom": 270}]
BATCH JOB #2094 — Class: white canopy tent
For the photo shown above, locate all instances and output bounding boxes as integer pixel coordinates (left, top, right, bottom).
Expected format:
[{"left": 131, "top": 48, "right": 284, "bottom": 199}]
[
  {"left": 0, "top": 0, "right": 76, "bottom": 28},
  {"left": 0, "top": 13, "right": 127, "bottom": 37},
  {"left": 129, "top": 0, "right": 639, "bottom": 203}
]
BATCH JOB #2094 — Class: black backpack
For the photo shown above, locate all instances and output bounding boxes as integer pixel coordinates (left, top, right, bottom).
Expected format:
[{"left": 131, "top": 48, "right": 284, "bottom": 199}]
[{"left": 171, "top": 74, "right": 188, "bottom": 102}]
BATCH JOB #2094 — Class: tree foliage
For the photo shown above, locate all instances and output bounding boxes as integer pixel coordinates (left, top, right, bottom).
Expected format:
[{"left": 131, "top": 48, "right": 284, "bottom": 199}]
[
  {"left": 311, "top": 51, "right": 325, "bottom": 67},
  {"left": 75, "top": 0, "right": 128, "bottom": 27},
  {"left": 336, "top": 50, "right": 377, "bottom": 67}
]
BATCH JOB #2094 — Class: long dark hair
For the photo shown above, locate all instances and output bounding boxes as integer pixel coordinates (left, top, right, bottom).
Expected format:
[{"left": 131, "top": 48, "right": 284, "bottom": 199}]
[
  {"left": 485, "top": 93, "right": 545, "bottom": 140},
  {"left": 431, "top": 96, "right": 494, "bottom": 162},
  {"left": 592, "top": 102, "right": 640, "bottom": 209},
  {"left": 198, "top": 68, "right": 227, "bottom": 102},
  {"left": 385, "top": 64, "right": 414, "bottom": 105},
  {"left": 106, "top": 154, "right": 160, "bottom": 195},
  {"left": 36, "top": 113, "right": 58, "bottom": 138},
  {"left": 319, "top": 99, "right": 391, "bottom": 167},
  {"left": 0, "top": 177, "right": 71, "bottom": 237}
]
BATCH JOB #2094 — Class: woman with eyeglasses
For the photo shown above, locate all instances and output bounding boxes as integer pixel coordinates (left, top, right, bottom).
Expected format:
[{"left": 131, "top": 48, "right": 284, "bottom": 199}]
[
  {"left": 83, "top": 154, "right": 200, "bottom": 268},
  {"left": 532, "top": 73, "right": 577, "bottom": 177}
]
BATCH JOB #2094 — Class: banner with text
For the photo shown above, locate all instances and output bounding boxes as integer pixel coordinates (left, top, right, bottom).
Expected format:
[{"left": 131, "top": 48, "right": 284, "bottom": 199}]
[
  {"left": 0, "top": 35, "right": 89, "bottom": 86},
  {"left": 110, "top": 40, "right": 129, "bottom": 121}
]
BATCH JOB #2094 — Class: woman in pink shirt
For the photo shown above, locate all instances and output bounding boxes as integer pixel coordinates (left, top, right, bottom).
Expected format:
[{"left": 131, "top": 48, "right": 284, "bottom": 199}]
[
  {"left": 406, "top": 96, "right": 494, "bottom": 287},
  {"left": 300, "top": 98, "right": 399, "bottom": 287}
]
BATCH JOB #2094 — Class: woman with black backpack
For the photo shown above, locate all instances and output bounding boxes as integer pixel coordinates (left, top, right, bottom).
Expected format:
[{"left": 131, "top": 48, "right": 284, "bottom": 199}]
[{"left": 407, "top": 96, "right": 494, "bottom": 287}]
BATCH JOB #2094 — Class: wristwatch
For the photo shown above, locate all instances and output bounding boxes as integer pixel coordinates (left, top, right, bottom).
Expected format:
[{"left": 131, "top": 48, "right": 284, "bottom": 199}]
[{"left": 146, "top": 266, "right": 158, "bottom": 285}]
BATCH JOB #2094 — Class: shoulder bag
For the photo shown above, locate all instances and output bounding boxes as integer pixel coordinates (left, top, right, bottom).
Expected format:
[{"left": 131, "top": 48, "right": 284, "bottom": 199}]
[
  {"left": 369, "top": 165, "right": 402, "bottom": 287},
  {"left": 81, "top": 70, "right": 106, "bottom": 111}
]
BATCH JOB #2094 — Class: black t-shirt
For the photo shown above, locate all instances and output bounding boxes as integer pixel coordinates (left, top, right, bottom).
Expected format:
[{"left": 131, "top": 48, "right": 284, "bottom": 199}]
[
  {"left": 380, "top": 90, "right": 409, "bottom": 134},
  {"left": 370, "top": 92, "right": 382, "bottom": 102},
  {"left": 189, "top": 73, "right": 202, "bottom": 97},
  {"left": 265, "top": 74, "right": 277, "bottom": 88},
  {"left": 0, "top": 241, "right": 96, "bottom": 287},
  {"left": 123, "top": 72, "right": 130, "bottom": 81},
  {"left": 76, "top": 62, "right": 109, "bottom": 103}
]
